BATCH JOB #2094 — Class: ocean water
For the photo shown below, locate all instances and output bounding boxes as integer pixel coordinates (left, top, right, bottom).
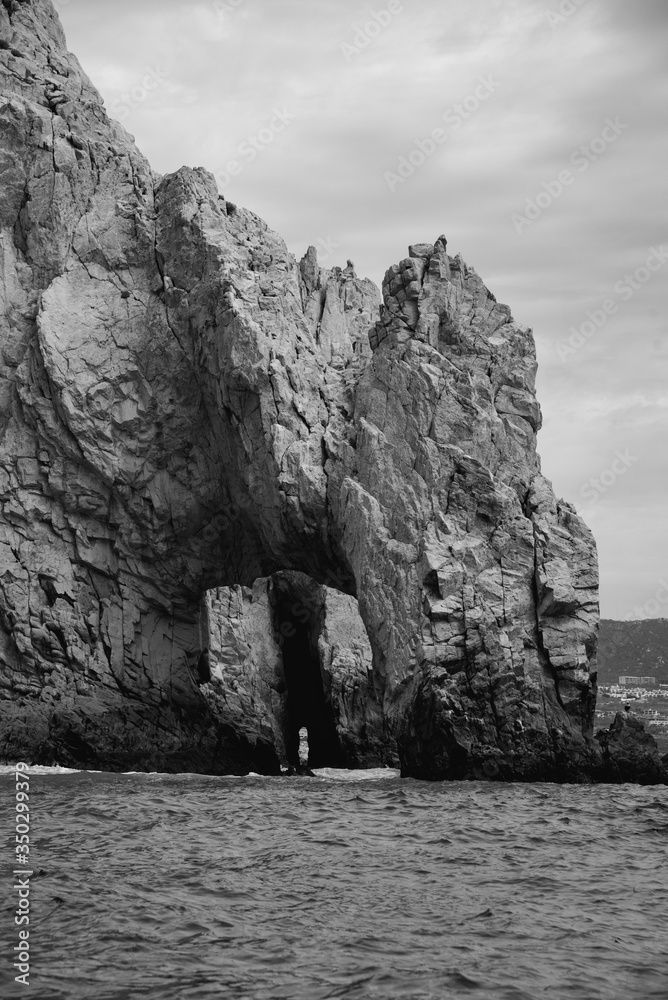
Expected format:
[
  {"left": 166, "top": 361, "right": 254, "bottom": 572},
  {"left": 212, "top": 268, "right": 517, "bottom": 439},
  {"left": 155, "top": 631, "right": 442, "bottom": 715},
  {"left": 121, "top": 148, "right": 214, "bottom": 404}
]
[{"left": 1, "top": 767, "right": 667, "bottom": 1000}]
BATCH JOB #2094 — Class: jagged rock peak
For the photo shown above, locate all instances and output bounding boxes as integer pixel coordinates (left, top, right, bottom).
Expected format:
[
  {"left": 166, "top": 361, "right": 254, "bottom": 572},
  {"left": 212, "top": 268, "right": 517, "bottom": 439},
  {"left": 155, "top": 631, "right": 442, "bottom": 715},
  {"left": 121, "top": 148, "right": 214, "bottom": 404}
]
[{"left": 298, "top": 246, "right": 378, "bottom": 368}]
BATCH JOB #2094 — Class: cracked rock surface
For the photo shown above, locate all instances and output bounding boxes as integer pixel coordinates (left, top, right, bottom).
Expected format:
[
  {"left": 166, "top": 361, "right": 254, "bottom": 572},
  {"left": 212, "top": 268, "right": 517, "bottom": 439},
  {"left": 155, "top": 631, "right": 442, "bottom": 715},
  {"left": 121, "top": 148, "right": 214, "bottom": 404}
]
[{"left": 1, "top": 1, "right": 663, "bottom": 781}]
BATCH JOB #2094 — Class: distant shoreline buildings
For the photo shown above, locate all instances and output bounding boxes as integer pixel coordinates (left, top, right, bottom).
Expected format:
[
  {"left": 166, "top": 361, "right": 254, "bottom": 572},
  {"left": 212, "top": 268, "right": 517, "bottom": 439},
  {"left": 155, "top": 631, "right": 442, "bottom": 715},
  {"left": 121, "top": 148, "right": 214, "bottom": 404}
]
[{"left": 619, "top": 675, "right": 656, "bottom": 687}]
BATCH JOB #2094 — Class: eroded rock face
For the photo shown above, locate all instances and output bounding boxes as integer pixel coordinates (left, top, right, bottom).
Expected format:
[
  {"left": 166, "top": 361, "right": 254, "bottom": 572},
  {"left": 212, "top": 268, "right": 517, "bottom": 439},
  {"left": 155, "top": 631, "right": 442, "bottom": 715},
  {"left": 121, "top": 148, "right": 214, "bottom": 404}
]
[
  {"left": 2, "top": 0, "right": 658, "bottom": 781},
  {"left": 203, "top": 574, "right": 396, "bottom": 770}
]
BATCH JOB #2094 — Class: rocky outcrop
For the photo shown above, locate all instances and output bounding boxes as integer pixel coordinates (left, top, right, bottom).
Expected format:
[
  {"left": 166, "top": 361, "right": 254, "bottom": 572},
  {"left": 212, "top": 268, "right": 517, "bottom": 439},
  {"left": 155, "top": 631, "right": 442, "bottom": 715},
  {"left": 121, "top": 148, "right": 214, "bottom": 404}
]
[
  {"left": 595, "top": 713, "right": 667, "bottom": 784},
  {"left": 2, "top": 0, "right": 660, "bottom": 781}
]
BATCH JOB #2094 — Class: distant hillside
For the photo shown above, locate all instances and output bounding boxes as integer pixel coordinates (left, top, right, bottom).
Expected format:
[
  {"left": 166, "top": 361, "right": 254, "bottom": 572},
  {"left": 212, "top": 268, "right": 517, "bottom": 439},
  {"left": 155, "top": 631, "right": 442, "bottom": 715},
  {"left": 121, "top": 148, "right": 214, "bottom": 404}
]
[{"left": 598, "top": 619, "right": 668, "bottom": 685}]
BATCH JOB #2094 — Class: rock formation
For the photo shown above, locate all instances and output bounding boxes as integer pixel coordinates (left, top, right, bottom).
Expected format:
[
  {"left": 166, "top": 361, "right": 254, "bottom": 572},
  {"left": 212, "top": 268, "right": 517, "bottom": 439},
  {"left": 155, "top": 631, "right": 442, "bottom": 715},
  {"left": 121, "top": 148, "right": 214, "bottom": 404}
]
[
  {"left": 1, "top": 0, "right": 664, "bottom": 781},
  {"left": 203, "top": 573, "right": 394, "bottom": 771},
  {"left": 595, "top": 713, "right": 667, "bottom": 785}
]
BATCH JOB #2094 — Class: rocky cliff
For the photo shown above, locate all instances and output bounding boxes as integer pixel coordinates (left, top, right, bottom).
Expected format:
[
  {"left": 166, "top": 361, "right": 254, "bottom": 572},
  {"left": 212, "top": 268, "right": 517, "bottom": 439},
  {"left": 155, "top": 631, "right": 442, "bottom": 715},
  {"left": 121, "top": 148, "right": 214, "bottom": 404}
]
[{"left": 1, "top": 0, "right": 662, "bottom": 781}]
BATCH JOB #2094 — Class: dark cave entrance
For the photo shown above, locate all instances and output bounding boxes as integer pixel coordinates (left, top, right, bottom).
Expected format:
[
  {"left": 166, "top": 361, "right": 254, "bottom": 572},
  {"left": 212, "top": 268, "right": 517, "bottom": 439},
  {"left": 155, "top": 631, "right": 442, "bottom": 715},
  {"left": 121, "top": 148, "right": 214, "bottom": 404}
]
[{"left": 271, "top": 573, "right": 343, "bottom": 769}]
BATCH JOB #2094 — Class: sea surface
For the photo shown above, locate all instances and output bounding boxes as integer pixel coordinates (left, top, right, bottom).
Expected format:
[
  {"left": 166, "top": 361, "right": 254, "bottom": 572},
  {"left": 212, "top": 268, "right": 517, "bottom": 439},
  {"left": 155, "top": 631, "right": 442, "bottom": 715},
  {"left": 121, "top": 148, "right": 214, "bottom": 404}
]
[{"left": 1, "top": 766, "right": 667, "bottom": 999}]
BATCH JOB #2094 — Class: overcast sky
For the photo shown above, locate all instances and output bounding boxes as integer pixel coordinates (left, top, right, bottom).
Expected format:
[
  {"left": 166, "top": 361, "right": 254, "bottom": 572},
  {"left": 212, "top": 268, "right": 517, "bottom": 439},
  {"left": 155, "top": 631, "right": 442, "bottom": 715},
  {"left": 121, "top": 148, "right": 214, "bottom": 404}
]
[{"left": 56, "top": 0, "right": 667, "bottom": 620}]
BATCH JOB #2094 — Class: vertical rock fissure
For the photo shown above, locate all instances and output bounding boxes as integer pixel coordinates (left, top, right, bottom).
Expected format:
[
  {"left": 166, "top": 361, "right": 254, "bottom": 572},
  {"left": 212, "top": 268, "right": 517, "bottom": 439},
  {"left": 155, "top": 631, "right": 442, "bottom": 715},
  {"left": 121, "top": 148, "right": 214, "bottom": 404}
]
[
  {"left": 529, "top": 521, "right": 567, "bottom": 765},
  {"left": 269, "top": 573, "right": 342, "bottom": 769}
]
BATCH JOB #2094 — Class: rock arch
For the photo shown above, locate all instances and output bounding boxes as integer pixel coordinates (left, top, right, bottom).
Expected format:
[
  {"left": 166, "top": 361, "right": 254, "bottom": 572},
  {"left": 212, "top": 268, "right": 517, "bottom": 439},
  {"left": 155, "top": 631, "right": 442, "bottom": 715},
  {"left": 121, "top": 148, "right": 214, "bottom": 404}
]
[
  {"left": 0, "top": 0, "right": 600, "bottom": 778},
  {"left": 202, "top": 571, "right": 393, "bottom": 773}
]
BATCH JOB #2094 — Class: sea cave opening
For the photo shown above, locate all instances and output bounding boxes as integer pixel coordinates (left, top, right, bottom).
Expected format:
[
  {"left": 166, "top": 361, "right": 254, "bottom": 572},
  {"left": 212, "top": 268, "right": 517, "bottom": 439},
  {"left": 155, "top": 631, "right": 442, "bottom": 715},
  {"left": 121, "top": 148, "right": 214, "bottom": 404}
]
[
  {"left": 270, "top": 572, "right": 343, "bottom": 770},
  {"left": 200, "top": 567, "right": 392, "bottom": 774}
]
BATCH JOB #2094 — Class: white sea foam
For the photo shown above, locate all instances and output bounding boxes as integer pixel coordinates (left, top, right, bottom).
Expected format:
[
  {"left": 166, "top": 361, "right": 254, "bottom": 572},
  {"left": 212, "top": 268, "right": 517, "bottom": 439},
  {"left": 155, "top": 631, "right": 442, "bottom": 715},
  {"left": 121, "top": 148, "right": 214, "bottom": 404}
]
[
  {"left": 312, "top": 766, "right": 401, "bottom": 780},
  {"left": 0, "top": 764, "right": 85, "bottom": 775},
  {"left": 0, "top": 764, "right": 402, "bottom": 781}
]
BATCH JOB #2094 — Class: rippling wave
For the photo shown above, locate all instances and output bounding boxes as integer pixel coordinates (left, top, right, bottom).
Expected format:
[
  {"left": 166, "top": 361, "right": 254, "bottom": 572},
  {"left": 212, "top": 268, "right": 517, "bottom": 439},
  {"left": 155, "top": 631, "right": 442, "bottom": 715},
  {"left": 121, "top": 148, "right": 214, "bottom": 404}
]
[{"left": 1, "top": 769, "right": 667, "bottom": 999}]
